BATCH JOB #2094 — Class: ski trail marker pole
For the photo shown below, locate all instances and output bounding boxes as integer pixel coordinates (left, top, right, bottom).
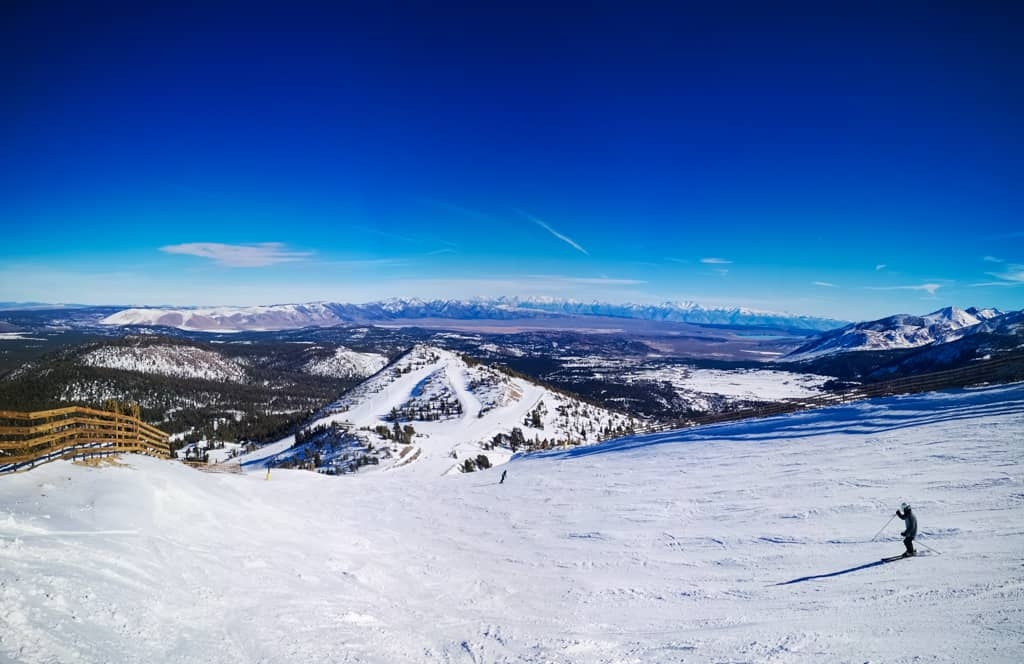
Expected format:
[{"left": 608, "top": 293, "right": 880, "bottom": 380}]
[{"left": 870, "top": 514, "right": 896, "bottom": 541}]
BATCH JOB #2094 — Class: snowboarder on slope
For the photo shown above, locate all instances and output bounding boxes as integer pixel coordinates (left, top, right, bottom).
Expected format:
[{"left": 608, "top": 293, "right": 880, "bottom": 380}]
[
  {"left": 500, "top": 469, "right": 507, "bottom": 484},
  {"left": 896, "top": 502, "right": 917, "bottom": 557}
]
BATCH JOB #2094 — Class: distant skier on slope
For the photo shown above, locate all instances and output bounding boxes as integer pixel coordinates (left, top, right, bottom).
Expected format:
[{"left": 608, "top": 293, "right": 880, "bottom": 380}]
[
  {"left": 500, "top": 469, "right": 507, "bottom": 484},
  {"left": 896, "top": 502, "right": 917, "bottom": 557}
]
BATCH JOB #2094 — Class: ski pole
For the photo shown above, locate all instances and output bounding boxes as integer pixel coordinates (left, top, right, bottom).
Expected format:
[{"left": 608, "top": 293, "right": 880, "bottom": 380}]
[
  {"left": 870, "top": 514, "right": 896, "bottom": 541},
  {"left": 916, "top": 540, "right": 942, "bottom": 555}
]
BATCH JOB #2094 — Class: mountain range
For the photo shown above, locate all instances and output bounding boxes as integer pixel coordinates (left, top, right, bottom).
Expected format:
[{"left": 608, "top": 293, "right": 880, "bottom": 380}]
[{"left": 99, "top": 298, "right": 846, "bottom": 332}]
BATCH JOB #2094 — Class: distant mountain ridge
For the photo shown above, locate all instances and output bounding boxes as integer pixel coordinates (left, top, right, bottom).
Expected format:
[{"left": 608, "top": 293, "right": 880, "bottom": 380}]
[
  {"left": 864, "top": 309, "right": 1024, "bottom": 379},
  {"left": 100, "top": 298, "right": 845, "bottom": 332},
  {"left": 784, "top": 306, "right": 1009, "bottom": 361}
]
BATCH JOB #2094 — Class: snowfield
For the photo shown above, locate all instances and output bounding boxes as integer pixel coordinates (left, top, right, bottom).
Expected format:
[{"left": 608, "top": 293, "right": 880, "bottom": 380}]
[
  {"left": 628, "top": 366, "right": 829, "bottom": 409},
  {"left": 1, "top": 383, "right": 1022, "bottom": 663},
  {"left": 553, "top": 356, "right": 829, "bottom": 411},
  {"left": 302, "top": 346, "right": 388, "bottom": 378}
]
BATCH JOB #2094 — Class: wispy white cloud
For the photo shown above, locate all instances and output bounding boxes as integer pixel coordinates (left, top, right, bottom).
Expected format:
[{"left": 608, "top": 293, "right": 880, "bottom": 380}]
[
  {"left": 160, "top": 242, "right": 312, "bottom": 268},
  {"left": 866, "top": 283, "right": 943, "bottom": 295},
  {"left": 516, "top": 209, "right": 589, "bottom": 256},
  {"left": 701, "top": 257, "right": 732, "bottom": 265},
  {"left": 981, "top": 263, "right": 1024, "bottom": 286},
  {"left": 875, "top": 264, "right": 887, "bottom": 271},
  {"left": 813, "top": 281, "right": 838, "bottom": 288},
  {"left": 665, "top": 257, "right": 690, "bottom": 264},
  {"left": 426, "top": 248, "right": 457, "bottom": 256},
  {"left": 983, "top": 255, "right": 1004, "bottom": 263}
]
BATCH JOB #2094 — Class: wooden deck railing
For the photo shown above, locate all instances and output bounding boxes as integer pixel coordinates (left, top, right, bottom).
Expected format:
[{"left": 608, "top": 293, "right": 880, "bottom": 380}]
[{"left": 0, "top": 405, "right": 170, "bottom": 474}]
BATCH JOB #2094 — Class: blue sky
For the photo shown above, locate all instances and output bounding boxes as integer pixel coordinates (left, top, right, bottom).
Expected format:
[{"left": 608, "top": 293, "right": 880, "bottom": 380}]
[{"left": 2, "top": 2, "right": 1022, "bottom": 320}]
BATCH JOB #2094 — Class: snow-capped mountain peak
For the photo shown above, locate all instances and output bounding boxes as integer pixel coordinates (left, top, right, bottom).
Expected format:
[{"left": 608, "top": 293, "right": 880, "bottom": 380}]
[
  {"left": 784, "top": 306, "right": 1008, "bottom": 361},
  {"left": 100, "top": 298, "right": 846, "bottom": 331},
  {"left": 922, "top": 305, "right": 997, "bottom": 328}
]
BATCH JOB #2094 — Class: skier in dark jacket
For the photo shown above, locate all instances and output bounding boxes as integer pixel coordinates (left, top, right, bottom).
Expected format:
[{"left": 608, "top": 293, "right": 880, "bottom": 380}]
[{"left": 896, "top": 502, "right": 917, "bottom": 557}]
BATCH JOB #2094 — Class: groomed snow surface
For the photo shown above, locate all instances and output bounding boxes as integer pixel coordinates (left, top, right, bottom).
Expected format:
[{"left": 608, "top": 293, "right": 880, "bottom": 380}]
[{"left": 2, "top": 384, "right": 1023, "bottom": 663}]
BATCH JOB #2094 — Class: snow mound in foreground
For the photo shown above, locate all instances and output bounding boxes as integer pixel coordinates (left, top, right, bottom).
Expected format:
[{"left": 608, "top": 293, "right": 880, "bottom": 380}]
[{"left": 1, "top": 383, "right": 1022, "bottom": 663}]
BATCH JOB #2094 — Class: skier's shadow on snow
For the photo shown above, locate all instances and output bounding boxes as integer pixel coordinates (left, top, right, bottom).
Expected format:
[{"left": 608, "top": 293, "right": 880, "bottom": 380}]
[{"left": 775, "top": 559, "right": 888, "bottom": 586}]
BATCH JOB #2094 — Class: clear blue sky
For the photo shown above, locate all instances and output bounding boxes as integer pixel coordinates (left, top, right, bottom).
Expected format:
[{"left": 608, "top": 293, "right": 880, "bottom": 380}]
[{"left": 2, "top": 2, "right": 1021, "bottom": 319}]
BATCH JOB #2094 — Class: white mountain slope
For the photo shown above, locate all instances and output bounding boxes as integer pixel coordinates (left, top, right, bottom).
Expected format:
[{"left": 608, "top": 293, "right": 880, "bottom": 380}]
[
  {"left": 101, "top": 302, "right": 343, "bottom": 331},
  {"left": 80, "top": 344, "right": 249, "bottom": 382},
  {"left": 1, "top": 383, "right": 1021, "bottom": 663},
  {"left": 785, "top": 306, "right": 1004, "bottom": 361},
  {"left": 238, "top": 345, "right": 640, "bottom": 475}
]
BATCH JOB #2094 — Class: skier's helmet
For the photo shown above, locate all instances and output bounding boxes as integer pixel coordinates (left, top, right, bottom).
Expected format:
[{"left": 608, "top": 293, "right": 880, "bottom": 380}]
[{"left": 901, "top": 502, "right": 911, "bottom": 511}]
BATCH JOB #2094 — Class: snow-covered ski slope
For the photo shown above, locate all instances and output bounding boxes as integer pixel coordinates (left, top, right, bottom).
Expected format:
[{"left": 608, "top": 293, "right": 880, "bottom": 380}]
[
  {"left": 235, "top": 345, "right": 639, "bottom": 475},
  {"left": 2, "top": 383, "right": 1022, "bottom": 663}
]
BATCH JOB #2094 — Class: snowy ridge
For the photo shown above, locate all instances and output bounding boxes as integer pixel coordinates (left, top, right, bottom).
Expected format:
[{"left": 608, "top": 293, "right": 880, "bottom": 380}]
[
  {"left": 784, "top": 306, "right": 1005, "bottom": 361},
  {"left": 80, "top": 344, "right": 248, "bottom": 382},
  {"left": 497, "top": 296, "right": 844, "bottom": 329},
  {"left": 869, "top": 310, "right": 1024, "bottom": 376},
  {"left": 101, "top": 302, "right": 343, "bottom": 331},
  {"left": 963, "top": 308, "right": 1024, "bottom": 338},
  {"left": 250, "top": 344, "right": 640, "bottom": 475},
  {"left": 100, "top": 298, "right": 846, "bottom": 331},
  {"left": 302, "top": 346, "right": 388, "bottom": 378},
  {"left": 1, "top": 383, "right": 1021, "bottom": 662}
]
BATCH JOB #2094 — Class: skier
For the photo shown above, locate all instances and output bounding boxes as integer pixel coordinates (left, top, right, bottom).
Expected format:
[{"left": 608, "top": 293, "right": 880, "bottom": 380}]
[
  {"left": 500, "top": 469, "right": 507, "bottom": 484},
  {"left": 896, "top": 502, "right": 917, "bottom": 557}
]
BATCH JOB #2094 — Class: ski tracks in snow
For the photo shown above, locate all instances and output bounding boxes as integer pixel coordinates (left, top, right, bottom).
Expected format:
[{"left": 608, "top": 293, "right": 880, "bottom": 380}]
[{"left": 1, "top": 384, "right": 1023, "bottom": 662}]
